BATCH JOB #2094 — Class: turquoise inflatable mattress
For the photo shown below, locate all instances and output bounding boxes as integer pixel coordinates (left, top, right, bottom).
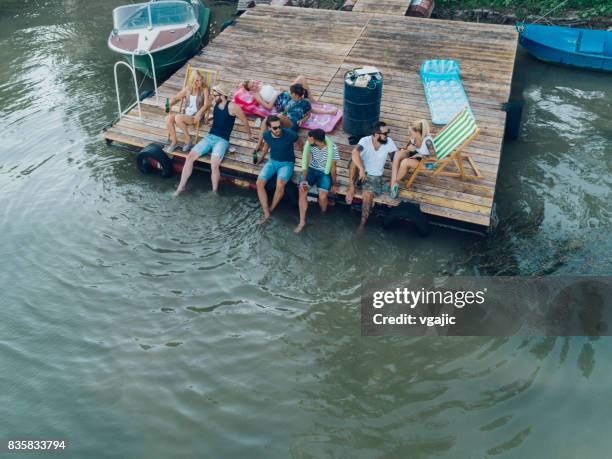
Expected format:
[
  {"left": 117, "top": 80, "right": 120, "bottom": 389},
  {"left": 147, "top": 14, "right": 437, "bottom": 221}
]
[{"left": 420, "top": 59, "right": 471, "bottom": 125}]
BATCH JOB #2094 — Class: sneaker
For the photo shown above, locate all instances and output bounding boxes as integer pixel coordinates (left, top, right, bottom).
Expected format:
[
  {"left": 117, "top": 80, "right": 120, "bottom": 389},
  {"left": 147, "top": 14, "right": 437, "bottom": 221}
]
[
  {"left": 166, "top": 143, "right": 179, "bottom": 153},
  {"left": 182, "top": 140, "right": 193, "bottom": 153},
  {"left": 390, "top": 183, "right": 399, "bottom": 199}
]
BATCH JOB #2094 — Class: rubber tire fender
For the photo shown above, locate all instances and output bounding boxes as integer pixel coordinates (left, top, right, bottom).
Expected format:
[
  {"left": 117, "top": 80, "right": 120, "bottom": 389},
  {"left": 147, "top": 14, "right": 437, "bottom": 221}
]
[{"left": 136, "top": 143, "right": 174, "bottom": 178}]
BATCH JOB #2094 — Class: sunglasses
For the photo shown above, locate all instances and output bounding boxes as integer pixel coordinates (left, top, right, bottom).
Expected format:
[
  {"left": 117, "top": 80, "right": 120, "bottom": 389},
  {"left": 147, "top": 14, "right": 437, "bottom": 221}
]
[
  {"left": 270, "top": 125, "right": 282, "bottom": 130},
  {"left": 213, "top": 91, "right": 224, "bottom": 97},
  {"left": 378, "top": 130, "right": 390, "bottom": 136}
]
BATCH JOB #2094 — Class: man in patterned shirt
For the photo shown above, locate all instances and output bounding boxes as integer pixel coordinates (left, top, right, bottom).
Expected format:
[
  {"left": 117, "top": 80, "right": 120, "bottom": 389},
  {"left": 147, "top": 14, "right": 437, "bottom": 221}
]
[{"left": 294, "top": 129, "right": 340, "bottom": 234}]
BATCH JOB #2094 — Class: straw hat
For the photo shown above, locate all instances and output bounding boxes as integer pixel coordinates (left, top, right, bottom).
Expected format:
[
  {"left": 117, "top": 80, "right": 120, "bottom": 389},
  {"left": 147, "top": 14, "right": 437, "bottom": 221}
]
[{"left": 212, "top": 84, "right": 229, "bottom": 98}]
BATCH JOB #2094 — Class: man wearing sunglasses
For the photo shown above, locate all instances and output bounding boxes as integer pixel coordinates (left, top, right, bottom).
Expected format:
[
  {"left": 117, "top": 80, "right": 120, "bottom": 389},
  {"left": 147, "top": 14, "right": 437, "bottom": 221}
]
[
  {"left": 346, "top": 121, "right": 397, "bottom": 230},
  {"left": 173, "top": 84, "right": 255, "bottom": 196},
  {"left": 256, "top": 115, "right": 299, "bottom": 224}
]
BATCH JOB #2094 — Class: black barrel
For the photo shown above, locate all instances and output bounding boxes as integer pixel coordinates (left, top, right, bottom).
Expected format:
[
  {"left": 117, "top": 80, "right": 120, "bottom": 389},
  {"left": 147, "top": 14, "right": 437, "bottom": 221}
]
[{"left": 343, "top": 70, "right": 383, "bottom": 138}]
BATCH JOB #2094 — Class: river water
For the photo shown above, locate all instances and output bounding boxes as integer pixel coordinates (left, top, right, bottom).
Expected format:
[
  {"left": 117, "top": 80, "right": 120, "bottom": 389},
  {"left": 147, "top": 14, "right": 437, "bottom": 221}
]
[{"left": 1, "top": 1, "right": 610, "bottom": 458}]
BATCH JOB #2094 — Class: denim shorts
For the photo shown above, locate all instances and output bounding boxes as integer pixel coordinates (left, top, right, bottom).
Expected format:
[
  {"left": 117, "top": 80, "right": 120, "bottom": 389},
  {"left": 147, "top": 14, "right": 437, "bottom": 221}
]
[
  {"left": 305, "top": 167, "right": 332, "bottom": 192},
  {"left": 192, "top": 134, "right": 230, "bottom": 159},
  {"left": 258, "top": 159, "right": 294, "bottom": 183}
]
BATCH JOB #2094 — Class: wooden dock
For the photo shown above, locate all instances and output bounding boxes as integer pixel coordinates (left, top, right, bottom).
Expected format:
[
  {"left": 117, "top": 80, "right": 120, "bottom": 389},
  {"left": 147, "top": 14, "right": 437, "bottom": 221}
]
[
  {"left": 353, "top": 0, "right": 411, "bottom": 15},
  {"left": 103, "top": 5, "right": 518, "bottom": 230}
]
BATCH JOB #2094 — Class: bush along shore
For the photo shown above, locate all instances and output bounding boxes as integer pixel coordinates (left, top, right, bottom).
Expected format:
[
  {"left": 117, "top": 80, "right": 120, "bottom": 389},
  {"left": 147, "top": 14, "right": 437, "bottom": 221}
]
[
  {"left": 433, "top": 0, "right": 612, "bottom": 28},
  {"left": 271, "top": 0, "right": 611, "bottom": 28}
]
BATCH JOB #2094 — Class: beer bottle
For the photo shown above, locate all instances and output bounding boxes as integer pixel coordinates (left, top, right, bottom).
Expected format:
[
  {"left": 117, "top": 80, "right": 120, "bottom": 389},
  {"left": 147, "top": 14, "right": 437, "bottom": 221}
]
[{"left": 165, "top": 98, "right": 170, "bottom": 113}]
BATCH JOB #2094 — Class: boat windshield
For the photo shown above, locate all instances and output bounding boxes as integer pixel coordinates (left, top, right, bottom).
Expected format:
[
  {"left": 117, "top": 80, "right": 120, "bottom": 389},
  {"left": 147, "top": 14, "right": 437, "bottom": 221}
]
[
  {"left": 113, "top": 2, "right": 195, "bottom": 31},
  {"left": 150, "top": 2, "right": 195, "bottom": 27}
]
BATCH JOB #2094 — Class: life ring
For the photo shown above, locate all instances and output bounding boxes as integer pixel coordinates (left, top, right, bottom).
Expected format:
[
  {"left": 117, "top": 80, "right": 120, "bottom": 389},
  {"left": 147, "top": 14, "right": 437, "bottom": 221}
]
[
  {"left": 136, "top": 143, "right": 174, "bottom": 178},
  {"left": 302, "top": 136, "right": 335, "bottom": 175}
]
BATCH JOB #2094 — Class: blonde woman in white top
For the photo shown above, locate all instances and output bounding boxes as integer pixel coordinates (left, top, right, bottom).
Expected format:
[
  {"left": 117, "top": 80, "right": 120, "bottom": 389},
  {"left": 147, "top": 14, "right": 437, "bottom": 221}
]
[
  {"left": 165, "top": 74, "right": 210, "bottom": 153},
  {"left": 389, "top": 119, "right": 436, "bottom": 198}
]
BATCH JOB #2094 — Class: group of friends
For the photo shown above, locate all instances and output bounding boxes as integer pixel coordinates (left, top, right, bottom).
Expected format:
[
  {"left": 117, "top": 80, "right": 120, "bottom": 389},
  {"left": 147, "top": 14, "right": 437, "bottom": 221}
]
[{"left": 164, "top": 75, "right": 436, "bottom": 232}]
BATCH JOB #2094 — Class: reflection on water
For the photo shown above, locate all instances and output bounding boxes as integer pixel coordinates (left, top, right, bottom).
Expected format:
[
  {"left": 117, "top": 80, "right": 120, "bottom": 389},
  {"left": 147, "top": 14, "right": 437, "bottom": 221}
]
[{"left": 0, "top": 1, "right": 611, "bottom": 457}]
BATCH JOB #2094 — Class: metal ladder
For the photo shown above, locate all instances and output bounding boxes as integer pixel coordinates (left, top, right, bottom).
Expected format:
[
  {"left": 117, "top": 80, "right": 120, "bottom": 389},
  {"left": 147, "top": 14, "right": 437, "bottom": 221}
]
[{"left": 113, "top": 50, "right": 159, "bottom": 121}]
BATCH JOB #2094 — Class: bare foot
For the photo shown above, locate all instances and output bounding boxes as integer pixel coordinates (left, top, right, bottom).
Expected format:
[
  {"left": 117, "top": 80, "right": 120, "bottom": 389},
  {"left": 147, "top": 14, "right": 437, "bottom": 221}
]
[
  {"left": 345, "top": 187, "right": 355, "bottom": 205},
  {"left": 259, "top": 212, "right": 270, "bottom": 225},
  {"left": 172, "top": 187, "right": 184, "bottom": 198},
  {"left": 356, "top": 223, "right": 365, "bottom": 237},
  {"left": 293, "top": 222, "right": 305, "bottom": 234}
]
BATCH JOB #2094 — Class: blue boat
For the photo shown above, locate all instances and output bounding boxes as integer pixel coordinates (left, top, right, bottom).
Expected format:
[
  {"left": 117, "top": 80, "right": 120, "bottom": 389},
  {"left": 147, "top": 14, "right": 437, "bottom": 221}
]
[{"left": 517, "top": 23, "right": 612, "bottom": 72}]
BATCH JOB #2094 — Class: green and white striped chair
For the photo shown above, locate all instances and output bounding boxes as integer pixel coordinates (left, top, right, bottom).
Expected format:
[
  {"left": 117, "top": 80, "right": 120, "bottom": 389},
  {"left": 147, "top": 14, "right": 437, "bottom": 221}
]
[{"left": 405, "top": 107, "right": 483, "bottom": 188}]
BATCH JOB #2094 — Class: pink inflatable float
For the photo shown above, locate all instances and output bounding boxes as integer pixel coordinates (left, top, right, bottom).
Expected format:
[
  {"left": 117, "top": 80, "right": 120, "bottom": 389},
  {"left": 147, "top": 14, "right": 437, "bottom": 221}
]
[
  {"left": 302, "top": 105, "right": 344, "bottom": 133},
  {"left": 232, "top": 87, "right": 343, "bottom": 133},
  {"left": 233, "top": 87, "right": 272, "bottom": 118}
]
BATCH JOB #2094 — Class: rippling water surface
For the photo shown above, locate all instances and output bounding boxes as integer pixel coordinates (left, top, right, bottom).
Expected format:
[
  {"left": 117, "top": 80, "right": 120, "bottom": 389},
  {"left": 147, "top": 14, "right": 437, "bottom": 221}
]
[{"left": 1, "top": 1, "right": 611, "bottom": 457}]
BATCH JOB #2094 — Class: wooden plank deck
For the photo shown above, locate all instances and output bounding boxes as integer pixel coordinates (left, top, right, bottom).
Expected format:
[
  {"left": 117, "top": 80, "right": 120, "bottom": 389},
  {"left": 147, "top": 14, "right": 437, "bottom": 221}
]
[
  {"left": 353, "top": 0, "right": 411, "bottom": 15},
  {"left": 103, "top": 5, "right": 518, "bottom": 229}
]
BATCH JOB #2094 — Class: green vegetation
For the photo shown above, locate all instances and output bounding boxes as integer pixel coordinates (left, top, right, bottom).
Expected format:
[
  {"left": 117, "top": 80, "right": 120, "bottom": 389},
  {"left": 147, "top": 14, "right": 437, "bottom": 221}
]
[
  {"left": 308, "top": 0, "right": 612, "bottom": 19},
  {"left": 435, "top": 0, "right": 612, "bottom": 20}
]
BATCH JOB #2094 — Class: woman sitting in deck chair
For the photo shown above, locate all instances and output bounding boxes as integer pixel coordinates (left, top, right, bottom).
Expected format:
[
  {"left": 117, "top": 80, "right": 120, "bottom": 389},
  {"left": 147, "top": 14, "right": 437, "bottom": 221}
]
[
  {"left": 165, "top": 72, "right": 210, "bottom": 153},
  {"left": 390, "top": 108, "right": 483, "bottom": 196},
  {"left": 389, "top": 119, "right": 435, "bottom": 198}
]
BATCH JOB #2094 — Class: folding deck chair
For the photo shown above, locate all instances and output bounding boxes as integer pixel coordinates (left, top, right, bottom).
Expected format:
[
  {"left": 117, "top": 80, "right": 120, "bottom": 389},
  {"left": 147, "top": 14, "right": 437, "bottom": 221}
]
[
  {"left": 178, "top": 64, "right": 219, "bottom": 143},
  {"left": 405, "top": 107, "right": 483, "bottom": 189}
]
